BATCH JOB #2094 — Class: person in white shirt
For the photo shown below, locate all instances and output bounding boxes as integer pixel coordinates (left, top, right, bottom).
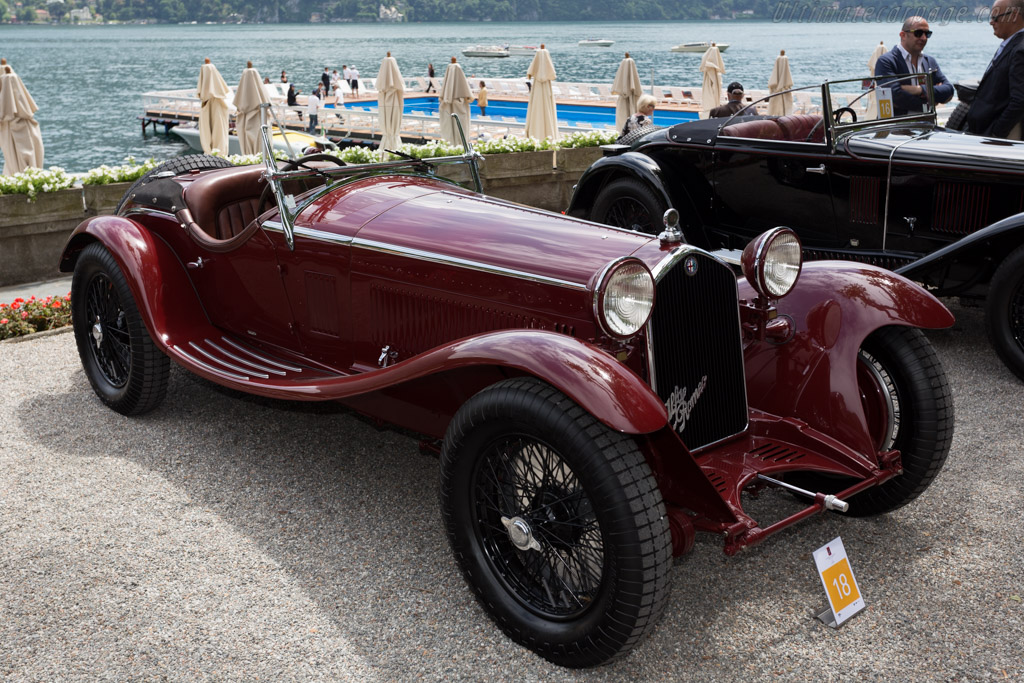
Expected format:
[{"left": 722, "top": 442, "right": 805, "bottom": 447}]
[
  {"left": 306, "top": 90, "right": 320, "bottom": 133},
  {"left": 350, "top": 66, "right": 360, "bottom": 96}
]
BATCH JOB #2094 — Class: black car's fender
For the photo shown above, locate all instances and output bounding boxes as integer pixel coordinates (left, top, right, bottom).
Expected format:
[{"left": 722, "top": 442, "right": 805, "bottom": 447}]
[
  {"left": 567, "top": 152, "right": 672, "bottom": 218},
  {"left": 896, "top": 211, "right": 1024, "bottom": 296}
]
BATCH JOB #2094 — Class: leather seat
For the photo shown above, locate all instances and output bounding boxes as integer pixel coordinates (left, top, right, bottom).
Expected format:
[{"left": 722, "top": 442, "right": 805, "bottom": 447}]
[
  {"left": 775, "top": 114, "right": 825, "bottom": 143},
  {"left": 183, "top": 165, "right": 266, "bottom": 240},
  {"left": 719, "top": 119, "right": 785, "bottom": 140}
]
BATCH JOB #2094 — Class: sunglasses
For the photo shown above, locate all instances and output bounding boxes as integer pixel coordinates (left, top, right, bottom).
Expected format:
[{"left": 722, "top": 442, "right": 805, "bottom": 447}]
[
  {"left": 991, "top": 10, "right": 1018, "bottom": 21},
  {"left": 906, "top": 28, "right": 933, "bottom": 37}
]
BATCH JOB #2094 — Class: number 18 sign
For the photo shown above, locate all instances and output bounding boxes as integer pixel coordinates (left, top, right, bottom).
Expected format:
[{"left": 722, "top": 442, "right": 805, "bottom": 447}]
[{"left": 812, "top": 536, "right": 865, "bottom": 627}]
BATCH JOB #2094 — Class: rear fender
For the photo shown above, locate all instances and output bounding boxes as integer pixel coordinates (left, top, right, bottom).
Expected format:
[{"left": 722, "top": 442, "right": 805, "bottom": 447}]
[
  {"left": 59, "top": 215, "right": 210, "bottom": 343},
  {"left": 741, "top": 261, "right": 954, "bottom": 457},
  {"left": 896, "top": 212, "right": 1024, "bottom": 294},
  {"left": 566, "top": 152, "right": 673, "bottom": 218}
]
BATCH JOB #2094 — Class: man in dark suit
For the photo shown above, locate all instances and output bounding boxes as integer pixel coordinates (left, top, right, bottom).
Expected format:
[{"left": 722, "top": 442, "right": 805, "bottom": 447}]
[
  {"left": 967, "top": 0, "right": 1024, "bottom": 138},
  {"left": 709, "top": 82, "right": 749, "bottom": 118},
  {"left": 874, "top": 16, "right": 954, "bottom": 115},
  {"left": 321, "top": 67, "right": 331, "bottom": 99}
]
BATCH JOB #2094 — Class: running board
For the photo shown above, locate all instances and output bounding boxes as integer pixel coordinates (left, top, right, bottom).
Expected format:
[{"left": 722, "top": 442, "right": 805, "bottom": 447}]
[{"left": 169, "top": 333, "right": 340, "bottom": 386}]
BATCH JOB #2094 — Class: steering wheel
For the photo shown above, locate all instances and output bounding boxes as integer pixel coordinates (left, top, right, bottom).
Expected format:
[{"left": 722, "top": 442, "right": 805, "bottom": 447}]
[
  {"left": 833, "top": 107, "right": 858, "bottom": 124},
  {"left": 257, "top": 153, "right": 347, "bottom": 217}
]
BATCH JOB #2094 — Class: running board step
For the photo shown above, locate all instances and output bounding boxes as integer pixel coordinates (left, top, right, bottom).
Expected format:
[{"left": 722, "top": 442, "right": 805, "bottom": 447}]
[{"left": 172, "top": 335, "right": 333, "bottom": 383}]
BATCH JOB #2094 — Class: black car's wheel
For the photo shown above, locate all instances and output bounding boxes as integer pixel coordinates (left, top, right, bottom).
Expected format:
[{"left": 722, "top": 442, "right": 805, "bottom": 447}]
[
  {"left": 789, "top": 326, "right": 953, "bottom": 516},
  {"left": 589, "top": 177, "right": 666, "bottom": 235},
  {"left": 985, "top": 244, "right": 1024, "bottom": 381},
  {"left": 440, "top": 378, "right": 671, "bottom": 668},
  {"left": 116, "top": 154, "right": 233, "bottom": 214},
  {"left": 71, "top": 242, "right": 170, "bottom": 415}
]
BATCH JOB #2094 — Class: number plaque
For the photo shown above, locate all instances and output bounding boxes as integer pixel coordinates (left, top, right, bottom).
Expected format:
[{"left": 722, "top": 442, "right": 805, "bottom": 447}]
[{"left": 812, "top": 536, "right": 865, "bottom": 627}]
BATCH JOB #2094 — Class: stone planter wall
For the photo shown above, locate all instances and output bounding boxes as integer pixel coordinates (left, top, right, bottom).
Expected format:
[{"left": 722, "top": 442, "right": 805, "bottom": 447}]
[{"left": 1, "top": 150, "right": 602, "bottom": 288}]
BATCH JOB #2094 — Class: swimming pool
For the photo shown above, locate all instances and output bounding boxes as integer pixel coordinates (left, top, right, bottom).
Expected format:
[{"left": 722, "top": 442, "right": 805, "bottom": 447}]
[{"left": 335, "top": 96, "right": 697, "bottom": 128}]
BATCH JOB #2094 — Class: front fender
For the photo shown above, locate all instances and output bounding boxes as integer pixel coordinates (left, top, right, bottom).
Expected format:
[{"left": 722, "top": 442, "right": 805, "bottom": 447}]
[
  {"left": 60, "top": 215, "right": 210, "bottom": 342},
  {"left": 741, "top": 261, "right": 954, "bottom": 457},
  {"left": 896, "top": 211, "right": 1024, "bottom": 293},
  {"left": 566, "top": 151, "right": 672, "bottom": 218}
]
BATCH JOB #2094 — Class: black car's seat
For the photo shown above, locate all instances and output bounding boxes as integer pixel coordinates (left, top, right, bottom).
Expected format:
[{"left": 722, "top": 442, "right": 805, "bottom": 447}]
[
  {"left": 719, "top": 118, "right": 786, "bottom": 140},
  {"left": 775, "top": 114, "right": 825, "bottom": 143},
  {"left": 719, "top": 114, "right": 824, "bottom": 143}
]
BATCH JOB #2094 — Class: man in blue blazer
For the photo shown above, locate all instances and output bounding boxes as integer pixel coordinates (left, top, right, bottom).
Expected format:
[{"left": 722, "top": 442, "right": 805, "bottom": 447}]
[
  {"left": 967, "top": 0, "right": 1024, "bottom": 138},
  {"left": 874, "top": 17, "right": 954, "bottom": 115}
]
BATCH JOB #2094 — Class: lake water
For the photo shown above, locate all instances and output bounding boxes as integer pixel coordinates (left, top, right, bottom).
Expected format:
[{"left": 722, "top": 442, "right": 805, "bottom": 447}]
[{"left": 0, "top": 19, "right": 1002, "bottom": 171}]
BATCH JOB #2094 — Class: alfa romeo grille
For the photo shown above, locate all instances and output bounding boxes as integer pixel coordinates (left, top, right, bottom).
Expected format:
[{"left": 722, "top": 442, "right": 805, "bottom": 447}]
[{"left": 649, "top": 251, "right": 748, "bottom": 451}]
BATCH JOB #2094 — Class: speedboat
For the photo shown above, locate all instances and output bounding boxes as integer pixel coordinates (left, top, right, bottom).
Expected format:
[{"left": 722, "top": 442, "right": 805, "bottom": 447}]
[
  {"left": 170, "top": 124, "right": 337, "bottom": 156},
  {"left": 670, "top": 41, "right": 730, "bottom": 53},
  {"left": 507, "top": 45, "right": 539, "bottom": 56},
  {"left": 461, "top": 45, "right": 510, "bottom": 58},
  {"left": 578, "top": 38, "right": 614, "bottom": 47}
]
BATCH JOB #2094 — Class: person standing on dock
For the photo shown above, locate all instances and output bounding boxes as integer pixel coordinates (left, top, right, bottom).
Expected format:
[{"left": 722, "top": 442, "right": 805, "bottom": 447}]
[
  {"left": 350, "top": 66, "right": 360, "bottom": 97},
  {"left": 306, "top": 88, "right": 320, "bottom": 134},
  {"left": 476, "top": 81, "right": 488, "bottom": 116},
  {"left": 321, "top": 67, "right": 331, "bottom": 98},
  {"left": 709, "top": 82, "right": 748, "bottom": 118},
  {"left": 425, "top": 63, "right": 436, "bottom": 93},
  {"left": 967, "top": 0, "right": 1024, "bottom": 139},
  {"left": 873, "top": 16, "right": 954, "bottom": 115}
]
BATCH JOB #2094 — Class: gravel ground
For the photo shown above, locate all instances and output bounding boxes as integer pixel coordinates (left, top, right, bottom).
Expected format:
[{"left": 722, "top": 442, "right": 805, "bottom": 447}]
[{"left": 1, "top": 301, "right": 1022, "bottom": 681}]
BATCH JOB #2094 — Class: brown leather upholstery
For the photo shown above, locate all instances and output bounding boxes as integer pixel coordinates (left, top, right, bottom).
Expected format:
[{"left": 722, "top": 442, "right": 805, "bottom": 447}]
[
  {"left": 719, "top": 115, "right": 825, "bottom": 143},
  {"left": 719, "top": 119, "right": 785, "bottom": 140},
  {"left": 183, "top": 165, "right": 266, "bottom": 241},
  {"left": 775, "top": 114, "right": 824, "bottom": 143}
]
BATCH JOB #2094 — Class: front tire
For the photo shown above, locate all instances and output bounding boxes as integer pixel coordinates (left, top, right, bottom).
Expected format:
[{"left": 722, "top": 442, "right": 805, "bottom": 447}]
[
  {"left": 440, "top": 378, "right": 671, "bottom": 667},
  {"left": 589, "top": 177, "right": 666, "bottom": 235},
  {"left": 791, "top": 326, "right": 953, "bottom": 516},
  {"left": 72, "top": 242, "right": 170, "bottom": 415},
  {"left": 985, "top": 244, "right": 1024, "bottom": 381}
]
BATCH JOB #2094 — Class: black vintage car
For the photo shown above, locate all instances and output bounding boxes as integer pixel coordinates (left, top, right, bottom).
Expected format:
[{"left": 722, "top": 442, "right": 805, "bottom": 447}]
[{"left": 568, "top": 75, "right": 1024, "bottom": 380}]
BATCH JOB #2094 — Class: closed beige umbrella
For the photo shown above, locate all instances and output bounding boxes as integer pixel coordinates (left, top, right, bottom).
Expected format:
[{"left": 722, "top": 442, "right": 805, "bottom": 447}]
[
  {"left": 233, "top": 61, "right": 269, "bottom": 155},
  {"left": 611, "top": 52, "right": 643, "bottom": 132},
  {"left": 0, "top": 63, "right": 45, "bottom": 176},
  {"left": 525, "top": 44, "right": 558, "bottom": 141},
  {"left": 439, "top": 57, "right": 472, "bottom": 146},
  {"left": 197, "top": 58, "right": 231, "bottom": 154},
  {"left": 866, "top": 41, "right": 887, "bottom": 119},
  {"left": 699, "top": 44, "right": 725, "bottom": 119},
  {"left": 767, "top": 50, "right": 794, "bottom": 116},
  {"left": 376, "top": 52, "right": 405, "bottom": 157}
]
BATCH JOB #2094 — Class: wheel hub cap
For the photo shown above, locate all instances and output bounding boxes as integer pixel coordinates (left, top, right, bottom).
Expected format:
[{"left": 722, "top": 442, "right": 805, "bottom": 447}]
[
  {"left": 501, "top": 516, "right": 541, "bottom": 552},
  {"left": 91, "top": 318, "right": 104, "bottom": 348}
]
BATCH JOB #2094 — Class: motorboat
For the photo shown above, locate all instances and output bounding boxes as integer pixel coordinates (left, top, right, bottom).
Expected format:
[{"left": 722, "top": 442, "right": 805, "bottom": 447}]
[
  {"left": 170, "top": 124, "right": 337, "bottom": 156},
  {"left": 578, "top": 38, "right": 614, "bottom": 47},
  {"left": 507, "top": 45, "right": 539, "bottom": 56},
  {"left": 461, "top": 45, "right": 510, "bottom": 58},
  {"left": 670, "top": 41, "right": 730, "bottom": 53}
]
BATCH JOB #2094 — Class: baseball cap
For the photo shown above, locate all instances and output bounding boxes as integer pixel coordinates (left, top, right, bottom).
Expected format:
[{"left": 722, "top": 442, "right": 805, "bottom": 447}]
[{"left": 727, "top": 82, "right": 744, "bottom": 94}]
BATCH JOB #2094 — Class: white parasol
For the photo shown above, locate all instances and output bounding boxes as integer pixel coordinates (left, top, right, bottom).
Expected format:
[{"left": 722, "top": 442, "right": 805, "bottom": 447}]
[
  {"left": 699, "top": 44, "right": 725, "bottom": 119},
  {"left": 197, "top": 59, "right": 231, "bottom": 154},
  {"left": 767, "top": 50, "right": 794, "bottom": 116},
  {"left": 439, "top": 58, "right": 472, "bottom": 147},
  {"left": 376, "top": 52, "right": 405, "bottom": 158},
  {"left": 866, "top": 41, "right": 887, "bottom": 119},
  {"left": 611, "top": 52, "right": 643, "bottom": 132},
  {"left": 233, "top": 61, "right": 269, "bottom": 155},
  {"left": 525, "top": 44, "right": 558, "bottom": 141},
  {"left": 0, "top": 63, "right": 45, "bottom": 176}
]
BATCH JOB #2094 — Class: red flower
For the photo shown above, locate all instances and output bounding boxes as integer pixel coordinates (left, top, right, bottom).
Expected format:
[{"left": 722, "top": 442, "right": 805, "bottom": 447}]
[
  {"left": 52, "top": 301, "right": 62, "bottom": 309},
  {"left": 11, "top": 302, "right": 20, "bottom": 310},
  {"left": 13, "top": 298, "right": 24, "bottom": 303},
  {"left": 0, "top": 319, "right": 8, "bottom": 325},
  {"left": 21, "top": 312, "right": 28, "bottom": 319}
]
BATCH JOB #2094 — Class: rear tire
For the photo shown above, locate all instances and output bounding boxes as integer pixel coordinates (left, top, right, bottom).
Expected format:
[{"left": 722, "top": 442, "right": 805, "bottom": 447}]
[
  {"left": 72, "top": 242, "right": 170, "bottom": 415},
  {"left": 440, "top": 378, "right": 671, "bottom": 667},
  {"left": 116, "top": 154, "right": 233, "bottom": 213},
  {"left": 589, "top": 177, "right": 666, "bottom": 235},
  {"left": 985, "top": 244, "right": 1024, "bottom": 381}
]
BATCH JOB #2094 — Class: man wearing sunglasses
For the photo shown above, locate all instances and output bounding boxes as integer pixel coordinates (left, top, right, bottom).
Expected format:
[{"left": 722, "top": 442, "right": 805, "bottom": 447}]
[
  {"left": 967, "top": 0, "right": 1024, "bottom": 138},
  {"left": 874, "top": 16, "right": 954, "bottom": 115}
]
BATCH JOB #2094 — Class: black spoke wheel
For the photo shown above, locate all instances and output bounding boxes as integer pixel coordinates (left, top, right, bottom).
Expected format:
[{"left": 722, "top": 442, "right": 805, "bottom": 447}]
[
  {"left": 985, "top": 244, "right": 1024, "bottom": 381},
  {"left": 589, "top": 177, "right": 666, "bottom": 235},
  {"left": 441, "top": 378, "right": 671, "bottom": 667},
  {"left": 72, "top": 242, "right": 170, "bottom": 415},
  {"left": 788, "top": 326, "right": 953, "bottom": 516}
]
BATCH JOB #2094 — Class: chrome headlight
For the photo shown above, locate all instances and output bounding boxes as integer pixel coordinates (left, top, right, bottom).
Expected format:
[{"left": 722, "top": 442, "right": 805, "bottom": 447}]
[
  {"left": 742, "top": 227, "right": 803, "bottom": 299},
  {"left": 594, "top": 258, "right": 655, "bottom": 339}
]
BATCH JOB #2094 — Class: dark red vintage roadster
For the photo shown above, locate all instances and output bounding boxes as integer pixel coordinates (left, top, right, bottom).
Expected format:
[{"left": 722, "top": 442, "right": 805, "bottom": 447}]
[{"left": 60, "top": 129, "right": 954, "bottom": 667}]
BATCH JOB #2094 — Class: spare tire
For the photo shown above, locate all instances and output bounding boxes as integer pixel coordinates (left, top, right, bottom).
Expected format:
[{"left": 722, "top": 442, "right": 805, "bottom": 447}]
[{"left": 116, "top": 154, "right": 234, "bottom": 214}]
